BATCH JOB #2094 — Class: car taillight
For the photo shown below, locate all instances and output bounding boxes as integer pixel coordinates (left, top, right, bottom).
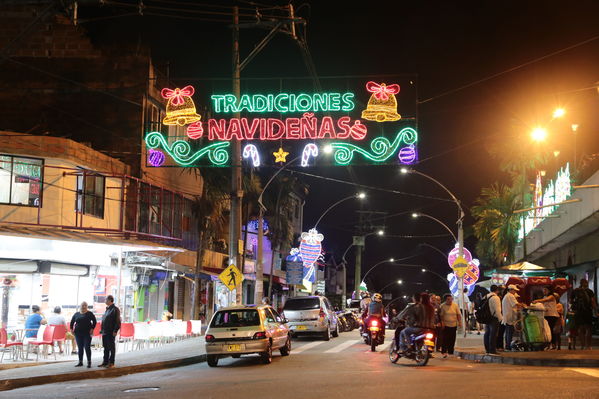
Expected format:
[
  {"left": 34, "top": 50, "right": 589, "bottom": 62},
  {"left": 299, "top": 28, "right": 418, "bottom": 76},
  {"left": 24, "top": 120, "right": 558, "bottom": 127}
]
[
  {"left": 370, "top": 320, "right": 379, "bottom": 327},
  {"left": 319, "top": 308, "right": 326, "bottom": 318},
  {"left": 205, "top": 334, "right": 215, "bottom": 342},
  {"left": 425, "top": 333, "right": 434, "bottom": 339},
  {"left": 253, "top": 331, "right": 267, "bottom": 340}
]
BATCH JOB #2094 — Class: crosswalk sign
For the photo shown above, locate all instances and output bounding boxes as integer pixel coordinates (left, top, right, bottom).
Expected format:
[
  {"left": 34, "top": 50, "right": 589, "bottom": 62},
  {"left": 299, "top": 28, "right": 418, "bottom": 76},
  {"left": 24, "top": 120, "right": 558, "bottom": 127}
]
[
  {"left": 451, "top": 256, "right": 468, "bottom": 279},
  {"left": 219, "top": 264, "right": 243, "bottom": 291}
]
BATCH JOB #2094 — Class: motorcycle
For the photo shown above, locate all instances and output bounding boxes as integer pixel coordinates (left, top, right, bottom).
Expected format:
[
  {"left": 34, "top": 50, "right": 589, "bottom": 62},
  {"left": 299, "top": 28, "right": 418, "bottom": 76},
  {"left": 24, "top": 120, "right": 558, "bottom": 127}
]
[
  {"left": 362, "top": 317, "right": 385, "bottom": 352},
  {"left": 389, "top": 327, "right": 435, "bottom": 366}
]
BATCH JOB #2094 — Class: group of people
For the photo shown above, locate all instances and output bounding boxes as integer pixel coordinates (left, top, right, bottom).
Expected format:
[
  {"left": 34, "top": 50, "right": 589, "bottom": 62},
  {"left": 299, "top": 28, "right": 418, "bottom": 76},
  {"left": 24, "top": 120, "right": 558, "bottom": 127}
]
[
  {"left": 482, "top": 278, "right": 596, "bottom": 355},
  {"left": 24, "top": 295, "right": 121, "bottom": 368}
]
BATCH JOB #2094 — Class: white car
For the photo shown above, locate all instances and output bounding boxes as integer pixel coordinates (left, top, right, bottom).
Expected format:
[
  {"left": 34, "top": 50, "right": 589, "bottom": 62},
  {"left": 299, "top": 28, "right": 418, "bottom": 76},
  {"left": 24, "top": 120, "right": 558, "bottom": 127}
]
[{"left": 282, "top": 296, "right": 339, "bottom": 340}]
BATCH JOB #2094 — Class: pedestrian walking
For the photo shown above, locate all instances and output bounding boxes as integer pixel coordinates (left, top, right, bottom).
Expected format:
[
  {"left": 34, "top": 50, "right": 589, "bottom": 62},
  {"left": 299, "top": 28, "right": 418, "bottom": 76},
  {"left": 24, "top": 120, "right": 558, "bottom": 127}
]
[
  {"left": 439, "top": 294, "right": 462, "bottom": 358},
  {"left": 98, "top": 295, "right": 121, "bottom": 368},
  {"left": 495, "top": 285, "right": 506, "bottom": 350},
  {"left": 483, "top": 285, "right": 503, "bottom": 355},
  {"left": 70, "top": 301, "right": 97, "bottom": 368},
  {"left": 532, "top": 286, "right": 560, "bottom": 349},
  {"left": 571, "top": 279, "right": 596, "bottom": 350},
  {"left": 501, "top": 285, "right": 521, "bottom": 351},
  {"left": 431, "top": 295, "right": 443, "bottom": 352},
  {"left": 554, "top": 293, "right": 564, "bottom": 350}
]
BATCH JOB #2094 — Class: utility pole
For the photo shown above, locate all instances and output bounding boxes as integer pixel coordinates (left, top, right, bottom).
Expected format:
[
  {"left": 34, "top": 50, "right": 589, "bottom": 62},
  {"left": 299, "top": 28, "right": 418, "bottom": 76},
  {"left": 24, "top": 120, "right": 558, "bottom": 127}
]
[{"left": 230, "top": 6, "right": 243, "bottom": 305}]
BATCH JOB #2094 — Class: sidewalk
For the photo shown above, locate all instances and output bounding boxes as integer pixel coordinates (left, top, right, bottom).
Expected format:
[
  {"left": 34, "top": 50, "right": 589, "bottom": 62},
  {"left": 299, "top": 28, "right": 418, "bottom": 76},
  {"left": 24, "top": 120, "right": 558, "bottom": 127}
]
[
  {"left": 455, "top": 333, "right": 599, "bottom": 367},
  {"left": 0, "top": 338, "right": 206, "bottom": 391}
]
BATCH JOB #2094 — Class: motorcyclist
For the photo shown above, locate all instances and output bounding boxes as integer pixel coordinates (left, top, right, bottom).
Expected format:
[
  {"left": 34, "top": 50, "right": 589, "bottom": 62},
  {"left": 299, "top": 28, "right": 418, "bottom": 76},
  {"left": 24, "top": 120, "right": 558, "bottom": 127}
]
[
  {"left": 398, "top": 292, "right": 435, "bottom": 352},
  {"left": 394, "top": 293, "right": 421, "bottom": 348},
  {"left": 359, "top": 292, "right": 371, "bottom": 314},
  {"left": 363, "top": 293, "right": 387, "bottom": 336}
]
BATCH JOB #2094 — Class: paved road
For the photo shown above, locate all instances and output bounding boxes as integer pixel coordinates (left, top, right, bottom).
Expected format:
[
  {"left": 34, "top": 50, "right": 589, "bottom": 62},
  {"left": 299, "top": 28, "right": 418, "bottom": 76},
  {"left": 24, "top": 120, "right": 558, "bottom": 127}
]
[{"left": 8, "top": 332, "right": 599, "bottom": 399}]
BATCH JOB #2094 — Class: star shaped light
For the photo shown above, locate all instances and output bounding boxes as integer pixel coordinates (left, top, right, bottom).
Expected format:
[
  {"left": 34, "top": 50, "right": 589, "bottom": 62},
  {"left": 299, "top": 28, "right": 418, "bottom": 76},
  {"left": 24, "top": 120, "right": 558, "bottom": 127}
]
[{"left": 273, "top": 147, "right": 289, "bottom": 163}]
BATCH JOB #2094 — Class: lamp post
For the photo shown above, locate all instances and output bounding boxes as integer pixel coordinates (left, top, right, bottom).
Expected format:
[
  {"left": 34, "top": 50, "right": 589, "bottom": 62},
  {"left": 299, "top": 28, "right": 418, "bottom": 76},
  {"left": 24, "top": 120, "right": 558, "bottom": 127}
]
[
  {"left": 313, "top": 193, "right": 366, "bottom": 229},
  {"left": 411, "top": 212, "right": 458, "bottom": 243},
  {"left": 379, "top": 279, "right": 403, "bottom": 294}
]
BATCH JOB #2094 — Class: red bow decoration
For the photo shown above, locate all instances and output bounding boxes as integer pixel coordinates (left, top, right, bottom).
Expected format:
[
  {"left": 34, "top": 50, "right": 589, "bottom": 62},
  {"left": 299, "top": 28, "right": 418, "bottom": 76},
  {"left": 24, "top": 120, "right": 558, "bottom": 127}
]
[
  {"left": 365, "top": 81, "right": 400, "bottom": 101},
  {"left": 161, "top": 85, "right": 195, "bottom": 106}
]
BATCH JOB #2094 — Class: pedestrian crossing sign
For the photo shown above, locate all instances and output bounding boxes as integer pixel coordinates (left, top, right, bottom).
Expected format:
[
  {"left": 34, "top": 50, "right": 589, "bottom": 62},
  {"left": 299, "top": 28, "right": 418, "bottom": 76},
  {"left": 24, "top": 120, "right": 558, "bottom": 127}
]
[
  {"left": 451, "top": 256, "right": 468, "bottom": 278},
  {"left": 219, "top": 264, "right": 243, "bottom": 291}
]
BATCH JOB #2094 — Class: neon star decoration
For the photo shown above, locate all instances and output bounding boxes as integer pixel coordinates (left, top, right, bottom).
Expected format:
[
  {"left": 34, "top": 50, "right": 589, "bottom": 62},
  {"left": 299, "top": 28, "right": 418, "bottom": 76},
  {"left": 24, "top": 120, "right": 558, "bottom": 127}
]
[
  {"left": 273, "top": 147, "right": 289, "bottom": 163},
  {"left": 301, "top": 143, "right": 318, "bottom": 167},
  {"left": 243, "top": 144, "right": 260, "bottom": 167},
  {"left": 328, "top": 127, "right": 417, "bottom": 165},
  {"left": 361, "top": 81, "right": 401, "bottom": 122},
  {"left": 145, "top": 131, "right": 229, "bottom": 166},
  {"left": 161, "top": 85, "right": 201, "bottom": 126}
]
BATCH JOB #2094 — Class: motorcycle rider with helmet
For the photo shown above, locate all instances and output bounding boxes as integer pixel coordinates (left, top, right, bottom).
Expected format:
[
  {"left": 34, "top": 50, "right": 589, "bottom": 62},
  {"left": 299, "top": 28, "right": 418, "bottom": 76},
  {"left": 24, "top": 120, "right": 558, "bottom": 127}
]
[
  {"left": 363, "top": 293, "right": 387, "bottom": 336},
  {"left": 398, "top": 292, "right": 435, "bottom": 353},
  {"left": 359, "top": 292, "right": 372, "bottom": 313}
]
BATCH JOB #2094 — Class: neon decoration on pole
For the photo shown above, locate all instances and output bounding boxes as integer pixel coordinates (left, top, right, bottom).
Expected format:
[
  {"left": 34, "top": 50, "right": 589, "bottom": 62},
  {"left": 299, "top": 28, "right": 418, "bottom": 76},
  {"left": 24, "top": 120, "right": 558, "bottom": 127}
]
[
  {"left": 299, "top": 228, "right": 324, "bottom": 283},
  {"left": 243, "top": 144, "right": 260, "bottom": 167},
  {"left": 148, "top": 149, "right": 165, "bottom": 167},
  {"left": 187, "top": 121, "right": 203, "bottom": 139},
  {"left": 301, "top": 143, "right": 318, "bottom": 167},
  {"left": 447, "top": 244, "right": 473, "bottom": 268},
  {"left": 273, "top": 147, "right": 289, "bottom": 163},
  {"left": 210, "top": 92, "right": 356, "bottom": 113},
  {"left": 398, "top": 145, "right": 417, "bottom": 164},
  {"left": 145, "top": 132, "right": 230, "bottom": 166},
  {"left": 161, "top": 86, "right": 201, "bottom": 126},
  {"left": 361, "top": 82, "right": 401, "bottom": 122}
]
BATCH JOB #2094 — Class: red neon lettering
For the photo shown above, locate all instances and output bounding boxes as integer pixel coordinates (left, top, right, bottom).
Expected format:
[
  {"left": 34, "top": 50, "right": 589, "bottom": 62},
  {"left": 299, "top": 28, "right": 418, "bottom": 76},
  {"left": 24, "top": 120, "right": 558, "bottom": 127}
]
[
  {"left": 226, "top": 118, "right": 244, "bottom": 140},
  {"left": 318, "top": 116, "right": 336, "bottom": 139},
  {"left": 336, "top": 116, "right": 351, "bottom": 139},
  {"left": 267, "top": 118, "right": 285, "bottom": 140},
  {"left": 285, "top": 118, "right": 300, "bottom": 139},
  {"left": 208, "top": 119, "right": 227, "bottom": 140},
  {"left": 300, "top": 113, "right": 317, "bottom": 139},
  {"left": 241, "top": 118, "right": 260, "bottom": 140}
]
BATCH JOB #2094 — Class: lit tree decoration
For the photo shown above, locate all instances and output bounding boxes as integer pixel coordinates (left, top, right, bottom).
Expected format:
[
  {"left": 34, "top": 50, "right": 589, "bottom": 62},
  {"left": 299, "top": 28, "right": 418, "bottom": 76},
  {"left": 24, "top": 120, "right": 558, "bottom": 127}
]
[
  {"left": 161, "top": 85, "right": 201, "bottom": 126},
  {"left": 243, "top": 144, "right": 260, "bottom": 167},
  {"left": 299, "top": 228, "right": 324, "bottom": 282},
  {"left": 361, "top": 81, "right": 401, "bottom": 122},
  {"left": 301, "top": 143, "right": 318, "bottom": 166},
  {"left": 148, "top": 149, "right": 165, "bottom": 167},
  {"left": 273, "top": 147, "right": 289, "bottom": 163}
]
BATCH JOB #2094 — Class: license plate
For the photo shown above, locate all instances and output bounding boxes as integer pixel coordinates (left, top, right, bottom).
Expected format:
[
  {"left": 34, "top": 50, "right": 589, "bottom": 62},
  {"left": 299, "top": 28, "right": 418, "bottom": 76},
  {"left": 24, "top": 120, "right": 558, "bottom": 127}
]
[
  {"left": 225, "top": 344, "right": 242, "bottom": 352},
  {"left": 424, "top": 340, "right": 434, "bottom": 347},
  {"left": 295, "top": 325, "right": 307, "bottom": 330}
]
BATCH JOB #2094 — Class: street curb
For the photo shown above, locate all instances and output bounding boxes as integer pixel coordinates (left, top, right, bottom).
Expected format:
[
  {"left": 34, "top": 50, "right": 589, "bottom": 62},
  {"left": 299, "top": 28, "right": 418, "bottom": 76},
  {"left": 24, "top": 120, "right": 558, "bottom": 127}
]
[
  {"left": 0, "top": 354, "right": 207, "bottom": 391},
  {"left": 455, "top": 351, "right": 599, "bottom": 367}
]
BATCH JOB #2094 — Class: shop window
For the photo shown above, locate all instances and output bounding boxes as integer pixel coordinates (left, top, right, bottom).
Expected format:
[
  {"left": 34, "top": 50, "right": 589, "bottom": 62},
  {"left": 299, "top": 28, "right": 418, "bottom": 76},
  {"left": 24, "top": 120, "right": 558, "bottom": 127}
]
[
  {"left": 76, "top": 172, "right": 105, "bottom": 218},
  {"left": 0, "top": 155, "right": 43, "bottom": 206}
]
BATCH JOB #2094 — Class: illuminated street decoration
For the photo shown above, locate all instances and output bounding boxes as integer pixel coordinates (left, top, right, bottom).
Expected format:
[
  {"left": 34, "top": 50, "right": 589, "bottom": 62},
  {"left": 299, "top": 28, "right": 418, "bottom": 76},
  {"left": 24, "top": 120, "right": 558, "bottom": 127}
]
[
  {"left": 145, "top": 131, "right": 229, "bottom": 166},
  {"left": 161, "top": 86, "right": 201, "bottom": 126},
  {"left": 273, "top": 147, "right": 289, "bottom": 163},
  {"left": 463, "top": 259, "right": 480, "bottom": 286},
  {"left": 301, "top": 143, "right": 318, "bottom": 167},
  {"left": 211, "top": 92, "right": 355, "bottom": 113},
  {"left": 361, "top": 81, "right": 401, "bottom": 122},
  {"left": 247, "top": 218, "right": 269, "bottom": 232},
  {"left": 398, "top": 145, "right": 417, "bottom": 164},
  {"left": 447, "top": 244, "right": 473, "bottom": 268},
  {"left": 328, "top": 127, "right": 417, "bottom": 165},
  {"left": 448, "top": 273, "right": 475, "bottom": 296},
  {"left": 148, "top": 149, "right": 165, "bottom": 167},
  {"left": 243, "top": 144, "right": 260, "bottom": 167},
  {"left": 518, "top": 163, "right": 571, "bottom": 239},
  {"left": 299, "top": 228, "right": 324, "bottom": 283},
  {"left": 187, "top": 121, "right": 203, "bottom": 139}
]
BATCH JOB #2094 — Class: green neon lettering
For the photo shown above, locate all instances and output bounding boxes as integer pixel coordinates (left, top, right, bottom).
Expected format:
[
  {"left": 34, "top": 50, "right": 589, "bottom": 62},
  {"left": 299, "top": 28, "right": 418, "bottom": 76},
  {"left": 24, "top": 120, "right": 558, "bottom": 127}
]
[
  {"left": 211, "top": 95, "right": 225, "bottom": 113},
  {"left": 274, "top": 94, "right": 289, "bottom": 112},
  {"left": 288, "top": 94, "right": 296, "bottom": 112},
  {"left": 223, "top": 95, "right": 237, "bottom": 113},
  {"left": 296, "top": 94, "right": 312, "bottom": 112},
  {"left": 267, "top": 94, "right": 274, "bottom": 112},
  {"left": 341, "top": 93, "right": 355, "bottom": 111},
  {"left": 210, "top": 92, "right": 357, "bottom": 113},
  {"left": 313, "top": 93, "right": 327, "bottom": 112},
  {"left": 237, "top": 95, "right": 252, "bottom": 112},
  {"left": 253, "top": 95, "right": 268, "bottom": 112},
  {"left": 329, "top": 93, "right": 341, "bottom": 111}
]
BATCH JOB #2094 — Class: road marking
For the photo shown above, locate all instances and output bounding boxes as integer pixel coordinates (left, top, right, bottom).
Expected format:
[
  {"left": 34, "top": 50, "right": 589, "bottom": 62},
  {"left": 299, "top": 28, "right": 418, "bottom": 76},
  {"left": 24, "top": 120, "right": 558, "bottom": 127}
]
[
  {"left": 293, "top": 341, "right": 325, "bottom": 353},
  {"left": 568, "top": 368, "right": 599, "bottom": 379},
  {"left": 378, "top": 342, "right": 391, "bottom": 351},
  {"left": 324, "top": 339, "right": 362, "bottom": 353}
]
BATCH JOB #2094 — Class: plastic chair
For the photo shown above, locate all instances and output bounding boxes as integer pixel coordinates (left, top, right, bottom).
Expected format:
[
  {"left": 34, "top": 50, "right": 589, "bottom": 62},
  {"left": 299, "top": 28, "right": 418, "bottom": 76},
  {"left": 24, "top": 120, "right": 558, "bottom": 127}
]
[
  {"left": 0, "top": 328, "right": 23, "bottom": 362},
  {"left": 119, "top": 323, "right": 134, "bottom": 352},
  {"left": 27, "top": 325, "right": 56, "bottom": 361},
  {"left": 133, "top": 322, "right": 150, "bottom": 350},
  {"left": 190, "top": 320, "right": 202, "bottom": 336},
  {"left": 186, "top": 321, "right": 192, "bottom": 337},
  {"left": 92, "top": 321, "right": 102, "bottom": 348},
  {"left": 174, "top": 320, "right": 187, "bottom": 341},
  {"left": 51, "top": 324, "right": 67, "bottom": 355},
  {"left": 149, "top": 321, "right": 164, "bottom": 346}
]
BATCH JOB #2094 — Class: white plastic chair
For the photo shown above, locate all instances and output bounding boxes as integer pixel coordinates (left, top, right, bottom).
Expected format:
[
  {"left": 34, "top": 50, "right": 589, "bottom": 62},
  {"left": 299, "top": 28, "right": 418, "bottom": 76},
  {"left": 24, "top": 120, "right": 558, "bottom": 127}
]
[
  {"left": 190, "top": 320, "right": 202, "bottom": 336},
  {"left": 133, "top": 322, "right": 150, "bottom": 351},
  {"left": 149, "top": 321, "right": 164, "bottom": 347},
  {"left": 162, "top": 321, "right": 177, "bottom": 344}
]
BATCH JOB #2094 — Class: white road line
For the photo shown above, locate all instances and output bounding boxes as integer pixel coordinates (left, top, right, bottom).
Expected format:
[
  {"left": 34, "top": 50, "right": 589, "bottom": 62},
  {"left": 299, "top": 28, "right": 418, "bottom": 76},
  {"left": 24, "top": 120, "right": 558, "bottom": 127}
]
[
  {"left": 568, "top": 368, "right": 599, "bottom": 379},
  {"left": 324, "top": 339, "right": 362, "bottom": 353},
  {"left": 378, "top": 342, "right": 391, "bottom": 351},
  {"left": 293, "top": 341, "right": 325, "bottom": 353}
]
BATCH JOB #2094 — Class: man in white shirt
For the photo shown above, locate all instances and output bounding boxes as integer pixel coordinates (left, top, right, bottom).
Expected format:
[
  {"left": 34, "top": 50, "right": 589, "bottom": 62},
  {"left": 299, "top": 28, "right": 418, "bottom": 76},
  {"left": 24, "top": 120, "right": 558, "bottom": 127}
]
[
  {"left": 502, "top": 285, "right": 521, "bottom": 351},
  {"left": 484, "top": 285, "right": 503, "bottom": 355}
]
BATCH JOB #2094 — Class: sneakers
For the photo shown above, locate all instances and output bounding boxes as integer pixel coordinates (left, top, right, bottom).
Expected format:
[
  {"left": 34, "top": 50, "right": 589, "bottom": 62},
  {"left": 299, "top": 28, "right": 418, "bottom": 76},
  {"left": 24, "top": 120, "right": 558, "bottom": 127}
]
[
  {"left": 74, "top": 363, "right": 83, "bottom": 367},
  {"left": 97, "top": 363, "right": 108, "bottom": 368}
]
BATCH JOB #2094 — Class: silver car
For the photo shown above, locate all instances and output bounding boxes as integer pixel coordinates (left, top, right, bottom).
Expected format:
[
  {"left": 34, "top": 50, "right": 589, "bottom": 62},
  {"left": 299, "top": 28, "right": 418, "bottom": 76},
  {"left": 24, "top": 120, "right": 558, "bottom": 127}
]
[
  {"left": 282, "top": 296, "right": 339, "bottom": 340},
  {"left": 204, "top": 305, "right": 291, "bottom": 367}
]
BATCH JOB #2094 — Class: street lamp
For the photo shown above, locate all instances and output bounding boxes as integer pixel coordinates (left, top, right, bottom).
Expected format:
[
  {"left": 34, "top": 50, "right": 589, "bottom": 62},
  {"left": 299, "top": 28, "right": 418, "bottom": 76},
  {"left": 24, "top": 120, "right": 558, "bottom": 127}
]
[
  {"left": 379, "top": 280, "right": 403, "bottom": 294},
  {"left": 411, "top": 212, "right": 458, "bottom": 242},
  {"left": 531, "top": 127, "right": 547, "bottom": 142},
  {"left": 313, "top": 193, "right": 366, "bottom": 229},
  {"left": 552, "top": 108, "right": 566, "bottom": 119}
]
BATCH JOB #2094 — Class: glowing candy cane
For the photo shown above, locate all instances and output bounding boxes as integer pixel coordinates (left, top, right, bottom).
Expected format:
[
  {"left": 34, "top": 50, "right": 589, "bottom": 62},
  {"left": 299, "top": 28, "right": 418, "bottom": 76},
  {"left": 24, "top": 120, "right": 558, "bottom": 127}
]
[
  {"left": 301, "top": 143, "right": 319, "bottom": 167},
  {"left": 243, "top": 144, "right": 260, "bottom": 167}
]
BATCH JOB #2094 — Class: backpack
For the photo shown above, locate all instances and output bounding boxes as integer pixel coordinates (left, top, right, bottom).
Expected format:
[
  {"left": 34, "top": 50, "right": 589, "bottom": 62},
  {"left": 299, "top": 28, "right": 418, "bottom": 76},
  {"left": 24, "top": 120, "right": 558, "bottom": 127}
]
[{"left": 474, "top": 295, "right": 494, "bottom": 324}]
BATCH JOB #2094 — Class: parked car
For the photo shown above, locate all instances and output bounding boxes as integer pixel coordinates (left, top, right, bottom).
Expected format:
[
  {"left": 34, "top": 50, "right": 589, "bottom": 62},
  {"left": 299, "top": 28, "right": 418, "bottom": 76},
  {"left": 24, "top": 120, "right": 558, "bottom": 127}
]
[
  {"left": 204, "top": 305, "right": 291, "bottom": 367},
  {"left": 282, "top": 296, "right": 339, "bottom": 340}
]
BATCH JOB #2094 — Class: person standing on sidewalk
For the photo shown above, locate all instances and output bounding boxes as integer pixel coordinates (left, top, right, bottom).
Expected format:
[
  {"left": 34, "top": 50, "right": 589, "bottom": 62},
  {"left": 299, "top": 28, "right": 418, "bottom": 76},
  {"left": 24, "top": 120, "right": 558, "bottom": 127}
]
[
  {"left": 572, "top": 279, "right": 596, "bottom": 350},
  {"left": 70, "top": 301, "right": 97, "bottom": 368},
  {"left": 98, "top": 295, "right": 121, "bottom": 368},
  {"left": 439, "top": 294, "right": 462, "bottom": 358},
  {"left": 532, "top": 286, "right": 560, "bottom": 349},
  {"left": 483, "top": 285, "right": 503, "bottom": 355},
  {"left": 501, "top": 285, "right": 521, "bottom": 351}
]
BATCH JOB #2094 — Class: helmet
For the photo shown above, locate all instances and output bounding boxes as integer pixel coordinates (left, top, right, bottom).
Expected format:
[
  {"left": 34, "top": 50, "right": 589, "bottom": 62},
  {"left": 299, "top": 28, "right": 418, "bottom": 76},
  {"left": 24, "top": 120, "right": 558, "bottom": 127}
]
[
  {"left": 361, "top": 291, "right": 370, "bottom": 299},
  {"left": 373, "top": 293, "right": 382, "bottom": 302}
]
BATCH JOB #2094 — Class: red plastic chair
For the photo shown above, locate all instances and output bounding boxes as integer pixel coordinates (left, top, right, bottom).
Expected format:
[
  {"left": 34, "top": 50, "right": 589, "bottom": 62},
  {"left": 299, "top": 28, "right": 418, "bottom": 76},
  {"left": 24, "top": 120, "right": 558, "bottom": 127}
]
[
  {"left": 119, "top": 323, "right": 134, "bottom": 352},
  {"left": 28, "top": 325, "right": 56, "bottom": 361},
  {"left": 186, "top": 321, "right": 192, "bottom": 337},
  {"left": 51, "top": 324, "right": 67, "bottom": 355},
  {"left": 0, "top": 328, "right": 23, "bottom": 362}
]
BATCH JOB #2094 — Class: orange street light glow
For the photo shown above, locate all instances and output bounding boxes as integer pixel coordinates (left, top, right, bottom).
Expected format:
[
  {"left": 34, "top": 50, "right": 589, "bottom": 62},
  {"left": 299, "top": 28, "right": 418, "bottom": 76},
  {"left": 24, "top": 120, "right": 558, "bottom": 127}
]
[
  {"left": 552, "top": 108, "right": 566, "bottom": 118},
  {"left": 531, "top": 127, "right": 548, "bottom": 142}
]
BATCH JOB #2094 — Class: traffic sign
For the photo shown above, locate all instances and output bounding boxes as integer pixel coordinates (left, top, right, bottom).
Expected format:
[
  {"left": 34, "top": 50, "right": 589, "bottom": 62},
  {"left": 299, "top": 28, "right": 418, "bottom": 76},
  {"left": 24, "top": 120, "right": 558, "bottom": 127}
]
[
  {"left": 219, "top": 264, "right": 243, "bottom": 291},
  {"left": 451, "top": 256, "right": 468, "bottom": 278}
]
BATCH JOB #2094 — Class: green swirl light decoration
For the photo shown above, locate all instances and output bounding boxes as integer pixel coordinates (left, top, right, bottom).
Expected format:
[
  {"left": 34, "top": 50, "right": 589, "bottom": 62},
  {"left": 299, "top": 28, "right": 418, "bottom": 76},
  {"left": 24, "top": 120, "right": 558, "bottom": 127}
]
[
  {"left": 145, "top": 132, "right": 230, "bottom": 166},
  {"left": 329, "top": 127, "right": 418, "bottom": 165}
]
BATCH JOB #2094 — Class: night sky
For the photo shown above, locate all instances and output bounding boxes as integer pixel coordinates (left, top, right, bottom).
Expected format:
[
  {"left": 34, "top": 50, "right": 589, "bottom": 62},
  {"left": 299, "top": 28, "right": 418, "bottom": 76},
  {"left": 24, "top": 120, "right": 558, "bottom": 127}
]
[{"left": 80, "top": 0, "right": 599, "bottom": 295}]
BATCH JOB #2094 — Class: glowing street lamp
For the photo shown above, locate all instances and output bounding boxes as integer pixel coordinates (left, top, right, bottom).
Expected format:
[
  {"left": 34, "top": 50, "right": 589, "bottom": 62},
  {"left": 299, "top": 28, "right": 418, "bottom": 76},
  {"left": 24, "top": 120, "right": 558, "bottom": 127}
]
[
  {"left": 552, "top": 108, "right": 566, "bottom": 119},
  {"left": 531, "top": 127, "right": 548, "bottom": 142}
]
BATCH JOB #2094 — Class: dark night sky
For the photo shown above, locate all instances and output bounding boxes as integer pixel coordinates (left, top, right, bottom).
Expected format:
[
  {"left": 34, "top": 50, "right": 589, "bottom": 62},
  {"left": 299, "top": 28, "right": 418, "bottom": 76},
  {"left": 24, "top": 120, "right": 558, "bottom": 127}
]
[{"left": 82, "top": 0, "right": 599, "bottom": 295}]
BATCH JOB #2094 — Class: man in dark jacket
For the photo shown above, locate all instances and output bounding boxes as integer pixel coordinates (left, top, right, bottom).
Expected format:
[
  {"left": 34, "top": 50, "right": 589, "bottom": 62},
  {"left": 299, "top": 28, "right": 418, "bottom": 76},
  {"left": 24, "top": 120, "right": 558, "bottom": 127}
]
[{"left": 98, "top": 295, "right": 121, "bottom": 368}]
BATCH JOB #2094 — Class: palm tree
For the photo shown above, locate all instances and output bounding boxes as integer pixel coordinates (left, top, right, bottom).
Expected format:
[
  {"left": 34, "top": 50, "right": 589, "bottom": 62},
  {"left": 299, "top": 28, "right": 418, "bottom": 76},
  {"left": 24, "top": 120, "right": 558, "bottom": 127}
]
[{"left": 471, "top": 183, "right": 522, "bottom": 266}]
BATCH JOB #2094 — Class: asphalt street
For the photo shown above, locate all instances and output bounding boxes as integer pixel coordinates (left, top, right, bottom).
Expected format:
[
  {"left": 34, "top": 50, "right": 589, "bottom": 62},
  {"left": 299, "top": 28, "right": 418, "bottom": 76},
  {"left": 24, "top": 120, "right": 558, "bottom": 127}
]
[{"left": 7, "top": 332, "right": 599, "bottom": 399}]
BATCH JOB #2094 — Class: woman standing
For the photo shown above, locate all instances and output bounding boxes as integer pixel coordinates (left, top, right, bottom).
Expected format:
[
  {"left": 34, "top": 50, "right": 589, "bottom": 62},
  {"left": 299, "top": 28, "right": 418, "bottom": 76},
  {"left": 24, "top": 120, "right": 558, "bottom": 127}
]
[
  {"left": 532, "top": 287, "right": 560, "bottom": 349},
  {"left": 70, "top": 302, "right": 97, "bottom": 368}
]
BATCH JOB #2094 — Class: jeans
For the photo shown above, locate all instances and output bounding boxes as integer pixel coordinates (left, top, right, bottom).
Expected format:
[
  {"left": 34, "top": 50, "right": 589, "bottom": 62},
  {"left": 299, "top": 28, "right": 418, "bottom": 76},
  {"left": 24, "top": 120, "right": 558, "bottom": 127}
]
[
  {"left": 399, "top": 327, "right": 422, "bottom": 351},
  {"left": 496, "top": 323, "right": 505, "bottom": 349},
  {"left": 441, "top": 326, "right": 457, "bottom": 354},
  {"left": 504, "top": 324, "right": 514, "bottom": 350},
  {"left": 102, "top": 334, "right": 116, "bottom": 365},
  {"left": 484, "top": 318, "right": 500, "bottom": 354},
  {"left": 545, "top": 316, "right": 559, "bottom": 347},
  {"left": 75, "top": 333, "right": 92, "bottom": 364}
]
